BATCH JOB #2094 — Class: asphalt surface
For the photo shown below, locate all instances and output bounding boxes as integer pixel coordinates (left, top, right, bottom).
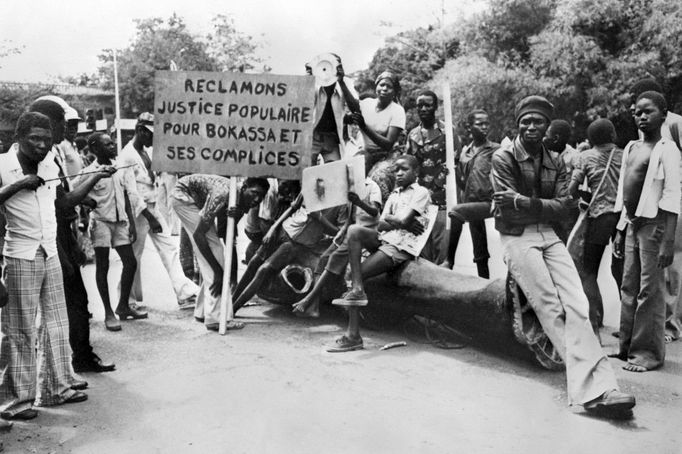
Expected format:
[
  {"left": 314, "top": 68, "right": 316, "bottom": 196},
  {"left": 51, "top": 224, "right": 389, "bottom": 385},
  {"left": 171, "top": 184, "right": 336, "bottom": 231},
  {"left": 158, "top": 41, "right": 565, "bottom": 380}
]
[{"left": 1, "top": 220, "right": 681, "bottom": 453}]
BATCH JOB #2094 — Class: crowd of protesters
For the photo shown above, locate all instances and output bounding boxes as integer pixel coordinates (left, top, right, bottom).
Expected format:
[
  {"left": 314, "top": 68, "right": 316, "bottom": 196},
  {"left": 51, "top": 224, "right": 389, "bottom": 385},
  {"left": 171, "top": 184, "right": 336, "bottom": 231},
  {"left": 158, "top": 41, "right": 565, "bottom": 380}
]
[{"left": 1, "top": 49, "right": 681, "bottom": 428}]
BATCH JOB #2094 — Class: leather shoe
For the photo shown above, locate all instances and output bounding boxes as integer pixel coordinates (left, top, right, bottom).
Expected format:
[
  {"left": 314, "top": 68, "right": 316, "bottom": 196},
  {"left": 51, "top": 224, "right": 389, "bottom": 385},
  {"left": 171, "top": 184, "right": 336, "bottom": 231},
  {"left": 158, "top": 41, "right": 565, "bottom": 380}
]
[
  {"left": 584, "top": 389, "right": 635, "bottom": 417},
  {"left": 73, "top": 355, "right": 116, "bottom": 373},
  {"left": 1, "top": 408, "right": 38, "bottom": 420},
  {"left": 70, "top": 379, "right": 88, "bottom": 390}
]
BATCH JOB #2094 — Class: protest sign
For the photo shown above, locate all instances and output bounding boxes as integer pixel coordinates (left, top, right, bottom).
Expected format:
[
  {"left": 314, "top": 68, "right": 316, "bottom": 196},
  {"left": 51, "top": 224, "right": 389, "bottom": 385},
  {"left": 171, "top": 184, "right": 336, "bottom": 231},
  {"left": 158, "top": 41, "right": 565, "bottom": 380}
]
[
  {"left": 152, "top": 70, "right": 315, "bottom": 179},
  {"left": 301, "top": 156, "right": 366, "bottom": 212}
]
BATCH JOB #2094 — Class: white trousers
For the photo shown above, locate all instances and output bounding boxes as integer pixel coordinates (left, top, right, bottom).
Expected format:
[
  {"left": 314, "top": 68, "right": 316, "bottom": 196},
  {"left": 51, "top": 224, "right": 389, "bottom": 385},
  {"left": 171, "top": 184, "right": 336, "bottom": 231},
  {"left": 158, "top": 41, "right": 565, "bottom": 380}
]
[
  {"left": 171, "top": 197, "right": 224, "bottom": 325},
  {"left": 127, "top": 203, "right": 199, "bottom": 305},
  {"left": 501, "top": 224, "right": 618, "bottom": 405}
]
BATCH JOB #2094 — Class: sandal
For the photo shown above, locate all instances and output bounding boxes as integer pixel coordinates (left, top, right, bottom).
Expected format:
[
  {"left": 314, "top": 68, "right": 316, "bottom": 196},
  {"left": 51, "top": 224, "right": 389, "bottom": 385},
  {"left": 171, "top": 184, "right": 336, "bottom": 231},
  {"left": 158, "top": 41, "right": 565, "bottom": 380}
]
[
  {"left": 104, "top": 317, "right": 121, "bottom": 332},
  {"left": 326, "top": 335, "right": 363, "bottom": 353},
  {"left": 115, "top": 307, "right": 148, "bottom": 320},
  {"left": 62, "top": 391, "right": 88, "bottom": 404}
]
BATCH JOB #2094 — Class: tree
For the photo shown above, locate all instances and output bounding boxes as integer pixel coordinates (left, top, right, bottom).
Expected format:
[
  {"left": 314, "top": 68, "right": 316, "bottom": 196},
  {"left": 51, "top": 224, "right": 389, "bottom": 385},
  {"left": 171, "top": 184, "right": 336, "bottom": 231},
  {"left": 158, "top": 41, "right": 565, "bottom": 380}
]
[
  {"left": 95, "top": 14, "right": 265, "bottom": 116},
  {"left": 97, "top": 14, "right": 218, "bottom": 116},
  {"left": 206, "top": 14, "right": 263, "bottom": 73},
  {"left": 354, "top": 25, "right": 461, "bottom": 129},
  {"left": 427, "top": 0, "right": 682, "bottom": 142}
]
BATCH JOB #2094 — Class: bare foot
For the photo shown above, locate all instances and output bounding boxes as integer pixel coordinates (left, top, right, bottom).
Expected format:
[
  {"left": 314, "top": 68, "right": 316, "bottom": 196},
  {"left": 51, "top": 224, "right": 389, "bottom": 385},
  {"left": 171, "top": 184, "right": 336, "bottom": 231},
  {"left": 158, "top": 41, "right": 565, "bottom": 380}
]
[
  {"left": 292, "top": 299, "right": 310, "bottom": 314},
  {"left": 439, "top": 261, "right": 452, "bottom": 269},
  {"left": 665, "top": 334, "right": 676, "bottom": 344},
  {"left": 623, "top": 363, "right": 649, "bottom": 372}
]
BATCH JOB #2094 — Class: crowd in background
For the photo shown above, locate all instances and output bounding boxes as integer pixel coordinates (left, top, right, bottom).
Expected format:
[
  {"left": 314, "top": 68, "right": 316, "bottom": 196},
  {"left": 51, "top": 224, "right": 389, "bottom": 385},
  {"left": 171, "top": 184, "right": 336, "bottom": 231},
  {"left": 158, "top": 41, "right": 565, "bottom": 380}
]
[{"left": 1, "top": 53, "right": 681, "bottom": 428}]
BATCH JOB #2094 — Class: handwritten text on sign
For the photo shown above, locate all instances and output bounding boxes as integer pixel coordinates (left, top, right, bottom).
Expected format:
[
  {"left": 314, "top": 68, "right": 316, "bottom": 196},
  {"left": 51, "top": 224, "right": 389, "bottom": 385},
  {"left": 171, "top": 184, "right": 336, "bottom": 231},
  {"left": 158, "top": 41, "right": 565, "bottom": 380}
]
[{"left": 152, "top": 71, "right": 315, "bottom": 178}]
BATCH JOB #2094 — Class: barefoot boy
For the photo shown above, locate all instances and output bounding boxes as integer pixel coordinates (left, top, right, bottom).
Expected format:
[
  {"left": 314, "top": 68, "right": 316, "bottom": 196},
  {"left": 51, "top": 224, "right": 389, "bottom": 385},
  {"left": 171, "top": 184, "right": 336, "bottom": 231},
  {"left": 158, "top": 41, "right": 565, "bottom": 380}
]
[
  {"left": 81, "top": 133, "right": 160, "bottom": 331},
  {"left": 328, "top": 155, "right": 429, "bottom": 352},
  {"left": 611, "top": 91, "right": 681, "bottom": 372}
]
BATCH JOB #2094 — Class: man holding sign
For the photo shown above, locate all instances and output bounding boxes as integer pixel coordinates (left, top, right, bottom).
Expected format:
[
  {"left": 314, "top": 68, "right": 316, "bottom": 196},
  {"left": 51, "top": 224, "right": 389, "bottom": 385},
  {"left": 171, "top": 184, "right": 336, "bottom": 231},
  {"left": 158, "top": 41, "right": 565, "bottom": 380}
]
[{"left": 170, "top": 175, "right": 269, "bottom": 331}]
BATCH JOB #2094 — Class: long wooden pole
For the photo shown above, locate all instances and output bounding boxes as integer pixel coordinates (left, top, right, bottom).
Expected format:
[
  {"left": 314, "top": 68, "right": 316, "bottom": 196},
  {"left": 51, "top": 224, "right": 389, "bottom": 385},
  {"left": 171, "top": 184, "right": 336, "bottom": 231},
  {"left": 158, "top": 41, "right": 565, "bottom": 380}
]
[
  {"left": 113, "top": 49, "right": 122, "bottom": 154},
  {"left": 218, "top": 178, "right": 238, "bottom": 335},
  {"left": 442, "top": 83, "right": 457, "bottom": 228}
]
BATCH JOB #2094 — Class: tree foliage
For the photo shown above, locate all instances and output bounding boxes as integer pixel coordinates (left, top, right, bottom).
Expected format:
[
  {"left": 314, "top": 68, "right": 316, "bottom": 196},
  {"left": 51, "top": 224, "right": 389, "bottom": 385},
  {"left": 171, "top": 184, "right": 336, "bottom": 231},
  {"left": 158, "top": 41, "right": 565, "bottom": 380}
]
[
  {"left": 354, "top": 25, "right": 460, "bottom": 128},
  {"left": 96, "top": 14, "right": 263, "bottom": 116},
  {"left": 361, "top": 0, "right": 682, "bottom": 143},
  {"left": 206, "top": 14, "right": 263, "bottom": 73}
]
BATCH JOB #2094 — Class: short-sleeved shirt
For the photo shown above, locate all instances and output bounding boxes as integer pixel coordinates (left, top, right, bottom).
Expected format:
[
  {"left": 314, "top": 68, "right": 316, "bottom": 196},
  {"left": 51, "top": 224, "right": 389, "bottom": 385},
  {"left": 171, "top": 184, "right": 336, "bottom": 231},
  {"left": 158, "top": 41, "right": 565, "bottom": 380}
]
[
  {"left": 405, "top": 121, "right": 453, "bottom": 209},
  {"left": 0, "top": 144, "right": 60, "bottom": 260},
  {"left": 381, "top": 182, "right": 430, "bottom": 221},
  {"left": 354, "top": 178, "right": 383, "bottom": 229},
  {"left": 173, "top": 174, "right": 231, "bottom": 224},
  {"left": 359, "top": 98, "right": 406, "bottom": 153},
  {"left": 80, "top": 159, "right": 145, "bottom": 223},
  {"left": 571, "top": 144, "right": 623, "bottom": 218}
]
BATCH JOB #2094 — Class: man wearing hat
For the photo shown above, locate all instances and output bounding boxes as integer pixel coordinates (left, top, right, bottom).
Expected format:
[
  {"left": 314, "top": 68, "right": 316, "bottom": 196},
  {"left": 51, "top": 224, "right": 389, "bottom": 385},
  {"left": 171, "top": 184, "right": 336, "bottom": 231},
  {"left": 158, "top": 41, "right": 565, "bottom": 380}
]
[
  {"left": 119, "top": 113, "right": 199, "bottom": 310},
  {"left": 490, "top": 95, "right": 636, "bottom": 418},
  {"left": 29, "top": 98, "right": 117, "bottom": 374}
]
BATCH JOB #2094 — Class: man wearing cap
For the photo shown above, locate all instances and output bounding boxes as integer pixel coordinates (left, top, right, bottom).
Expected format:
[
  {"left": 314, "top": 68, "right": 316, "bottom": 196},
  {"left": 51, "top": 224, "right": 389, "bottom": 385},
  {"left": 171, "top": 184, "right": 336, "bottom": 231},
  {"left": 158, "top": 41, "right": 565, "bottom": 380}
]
[
  {"left": 490, "top": 95, "right": 636, "bottom": 418},
  {"left": 119, "top": 113, "right": 199, "bottom": 310},
  {"left": 31, "top": 98, "right": 118, "bottom": 373}
]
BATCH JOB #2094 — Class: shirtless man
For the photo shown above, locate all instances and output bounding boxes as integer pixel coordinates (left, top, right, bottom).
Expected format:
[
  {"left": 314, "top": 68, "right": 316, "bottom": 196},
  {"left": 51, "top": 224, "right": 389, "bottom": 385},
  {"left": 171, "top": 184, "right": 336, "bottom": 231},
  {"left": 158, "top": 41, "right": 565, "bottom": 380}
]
[{"left": 611, "top": 91, "right": 680, "bottom": 372}]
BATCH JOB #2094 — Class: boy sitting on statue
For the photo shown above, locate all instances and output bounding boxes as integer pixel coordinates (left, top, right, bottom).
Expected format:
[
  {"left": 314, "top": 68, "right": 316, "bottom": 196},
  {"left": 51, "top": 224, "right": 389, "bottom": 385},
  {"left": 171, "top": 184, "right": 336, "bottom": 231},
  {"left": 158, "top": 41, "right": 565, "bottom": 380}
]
[
  {"left": 170, "top": 175, "right": 269, "bottom": 331},
  {"left": 327, "top": 155, "right": 431, "bottom": 352}
]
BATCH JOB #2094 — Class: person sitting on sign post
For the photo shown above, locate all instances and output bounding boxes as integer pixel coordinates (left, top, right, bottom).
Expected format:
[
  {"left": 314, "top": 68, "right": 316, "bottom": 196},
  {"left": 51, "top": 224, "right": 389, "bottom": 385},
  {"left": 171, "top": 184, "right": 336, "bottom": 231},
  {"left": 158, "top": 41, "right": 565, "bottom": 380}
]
[
  {"left": 231, "top": 194, "right": 349, "bottom": 315},
  {"left": 170, "top": 175, "right": 269, "bottom": 331},
  {"left": 80, "top": 132, "right": 157, "bottom": 332},
  {"left": 326, "top": 155, "right": 430, "bottom": 352},
  {"left": 306, "top": 53, "right": 359, "bottom": 164},
  {"left": 292, "top": 153, "right": 382, "bottom": 318}
]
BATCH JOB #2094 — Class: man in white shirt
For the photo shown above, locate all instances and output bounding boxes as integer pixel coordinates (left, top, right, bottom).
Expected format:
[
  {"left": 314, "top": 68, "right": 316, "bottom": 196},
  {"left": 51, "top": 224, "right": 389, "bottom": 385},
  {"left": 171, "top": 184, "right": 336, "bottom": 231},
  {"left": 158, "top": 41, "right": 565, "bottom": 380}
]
[
  {"left": 119, "top": 113, "right": 199, "bottom": 310},
  {"left": 0, "top": 112, "right": 87, "bottom": 422}
]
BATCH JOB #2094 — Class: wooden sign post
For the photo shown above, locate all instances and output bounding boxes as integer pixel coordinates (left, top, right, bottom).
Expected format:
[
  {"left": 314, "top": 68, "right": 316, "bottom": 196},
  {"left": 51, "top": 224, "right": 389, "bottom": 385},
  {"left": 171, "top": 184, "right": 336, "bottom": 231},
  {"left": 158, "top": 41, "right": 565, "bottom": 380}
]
[
  {"left": 152, "top": 70, "right": 315, "bottom": 334},
  {"left": 442, "top": 83, "right": 457, "bottom": 228}
]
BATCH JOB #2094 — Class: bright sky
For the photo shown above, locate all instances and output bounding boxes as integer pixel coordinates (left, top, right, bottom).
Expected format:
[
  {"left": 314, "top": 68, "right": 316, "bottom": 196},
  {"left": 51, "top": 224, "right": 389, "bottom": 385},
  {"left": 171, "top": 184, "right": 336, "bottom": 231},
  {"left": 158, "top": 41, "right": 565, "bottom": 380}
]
[{"left": 0, "top": 0, "right": 483, "bottom": 84}]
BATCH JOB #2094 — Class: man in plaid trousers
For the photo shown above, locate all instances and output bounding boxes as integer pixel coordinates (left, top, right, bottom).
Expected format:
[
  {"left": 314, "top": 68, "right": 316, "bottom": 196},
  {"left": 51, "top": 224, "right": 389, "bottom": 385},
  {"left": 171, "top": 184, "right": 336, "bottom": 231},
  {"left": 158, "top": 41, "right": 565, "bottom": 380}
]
[{"left": 0, "top": 111, "right": 88, "bottom": 421}]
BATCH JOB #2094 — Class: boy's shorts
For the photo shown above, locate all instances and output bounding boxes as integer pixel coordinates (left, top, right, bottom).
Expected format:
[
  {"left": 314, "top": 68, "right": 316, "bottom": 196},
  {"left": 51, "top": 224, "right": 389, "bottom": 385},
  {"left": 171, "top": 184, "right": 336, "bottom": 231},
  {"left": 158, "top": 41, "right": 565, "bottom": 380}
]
[
  {"left": 90, "top": 219, "right": 131, "bottom": 248},
  {"left": 378, "top": 242, "right": 413, "bottom": 266}
]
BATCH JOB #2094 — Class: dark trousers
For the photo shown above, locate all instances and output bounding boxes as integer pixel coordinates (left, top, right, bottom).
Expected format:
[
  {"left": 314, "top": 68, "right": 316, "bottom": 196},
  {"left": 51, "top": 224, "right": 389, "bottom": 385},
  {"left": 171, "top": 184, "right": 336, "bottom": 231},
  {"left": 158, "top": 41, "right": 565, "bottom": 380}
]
[
  {"left": 448, "top": 201, "right": 491, "bottom": 277},
  {"left": 63, "top": 265, "right": 93, "bottom": 363}
]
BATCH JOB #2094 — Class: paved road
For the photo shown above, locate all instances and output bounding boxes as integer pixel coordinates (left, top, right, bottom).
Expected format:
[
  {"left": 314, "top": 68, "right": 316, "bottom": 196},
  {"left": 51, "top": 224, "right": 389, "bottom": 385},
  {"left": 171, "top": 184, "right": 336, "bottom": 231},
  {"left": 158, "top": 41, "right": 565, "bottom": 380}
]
[{"left": 2, "top": 222, "right": 680, "bottom": 453}]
